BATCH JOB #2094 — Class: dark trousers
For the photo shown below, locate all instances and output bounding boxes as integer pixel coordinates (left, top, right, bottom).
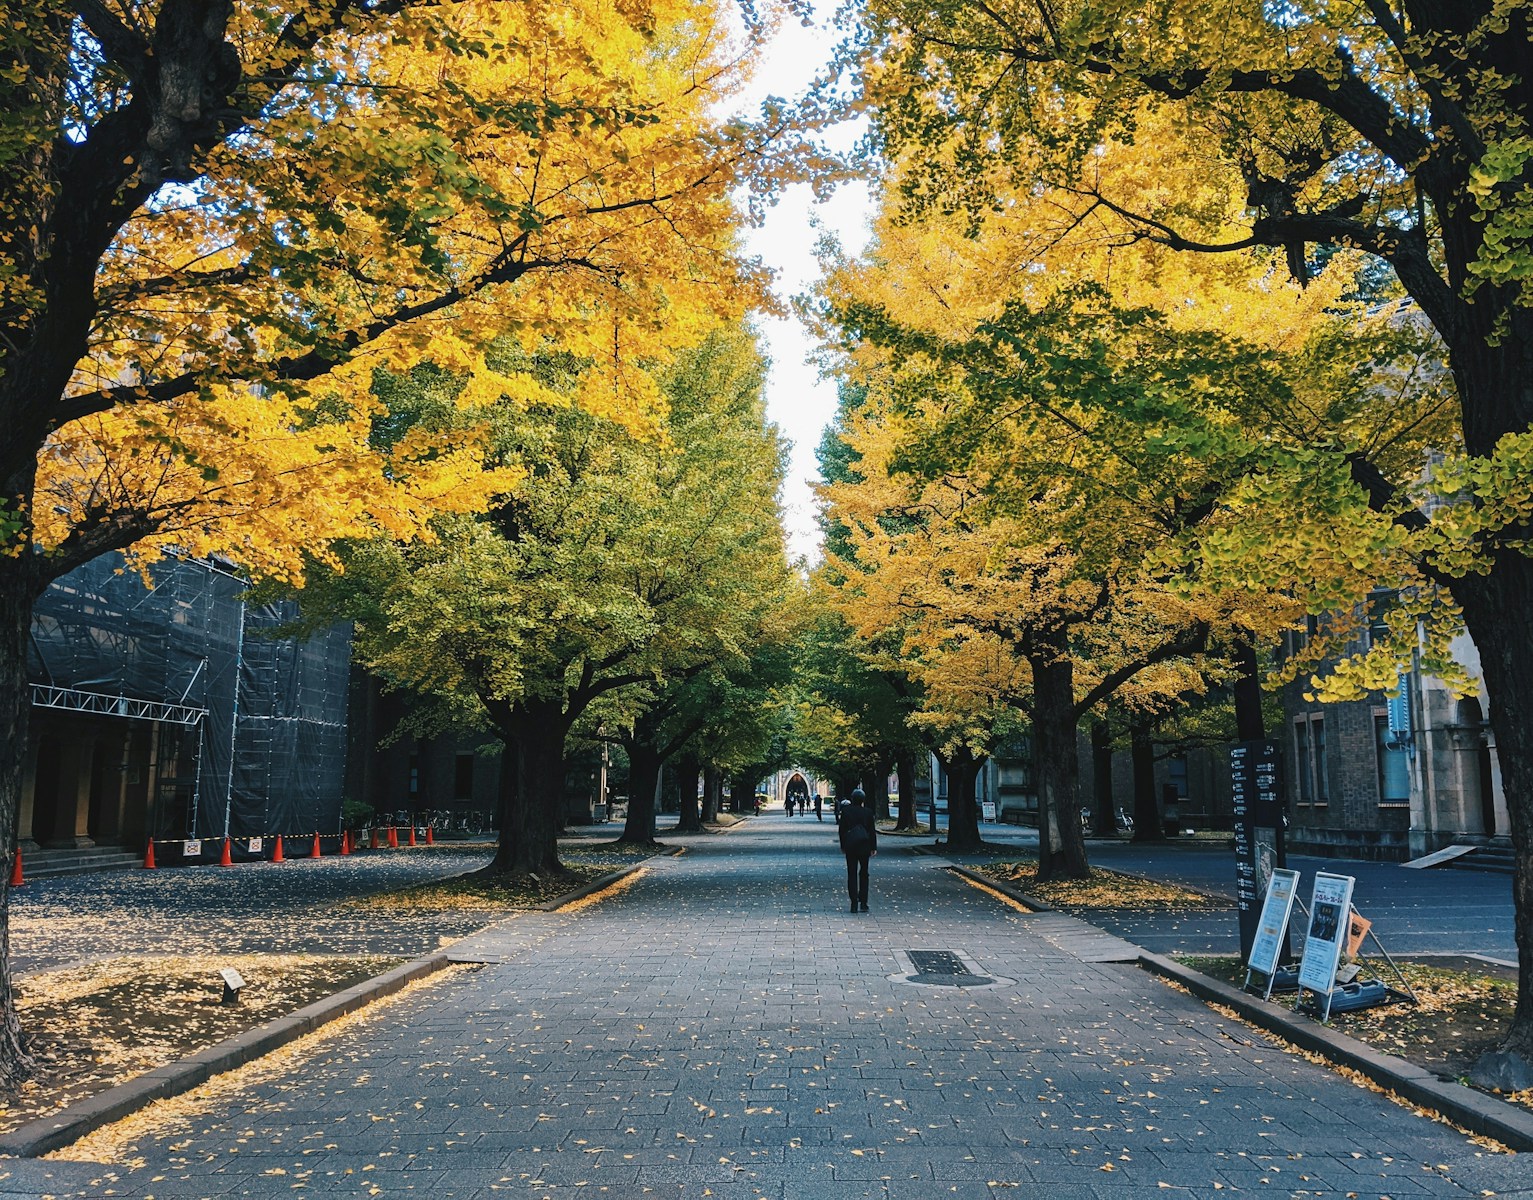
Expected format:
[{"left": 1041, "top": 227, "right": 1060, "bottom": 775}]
[{"left": 845, "top": 852, "right": 870, "bottom": 904}]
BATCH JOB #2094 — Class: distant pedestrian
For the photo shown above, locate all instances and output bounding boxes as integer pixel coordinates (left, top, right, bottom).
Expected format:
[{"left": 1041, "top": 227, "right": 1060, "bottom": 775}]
[
  {"left": 839, "top": 787, "right": 877, "bottom": 913},
  {"left": 813, "top": 793, "right": 823, "bottom": 821}
]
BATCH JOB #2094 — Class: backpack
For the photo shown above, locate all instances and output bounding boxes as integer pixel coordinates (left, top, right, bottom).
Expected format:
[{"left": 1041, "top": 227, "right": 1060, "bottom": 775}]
[{"left": 842, "top": 817, "right": 871, "bottom": 852}]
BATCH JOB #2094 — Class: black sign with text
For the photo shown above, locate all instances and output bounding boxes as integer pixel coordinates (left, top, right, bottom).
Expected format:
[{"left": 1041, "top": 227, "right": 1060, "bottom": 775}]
[{"left": 1230, "top": 738, "right": 1284, "bottom": 960}]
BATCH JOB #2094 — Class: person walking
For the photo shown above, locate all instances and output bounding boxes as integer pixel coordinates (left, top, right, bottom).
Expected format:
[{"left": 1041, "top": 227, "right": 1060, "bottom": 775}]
[
  {"left": 839, "top": 787, "right": 876, "bottom": 913},
  {"left": 813, "top": 793, "right": 823, "bottom": 822}
]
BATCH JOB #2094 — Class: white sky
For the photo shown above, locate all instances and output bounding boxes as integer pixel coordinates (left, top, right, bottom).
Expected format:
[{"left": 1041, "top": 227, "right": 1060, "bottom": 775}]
[{"left": 732, "top": 8, "right": 873, "bottom": 565}]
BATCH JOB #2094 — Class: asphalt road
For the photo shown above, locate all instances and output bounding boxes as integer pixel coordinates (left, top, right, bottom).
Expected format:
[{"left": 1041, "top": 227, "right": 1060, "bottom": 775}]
[{"left": 937, "top": 823, "right": 1519, "bottom": 963}]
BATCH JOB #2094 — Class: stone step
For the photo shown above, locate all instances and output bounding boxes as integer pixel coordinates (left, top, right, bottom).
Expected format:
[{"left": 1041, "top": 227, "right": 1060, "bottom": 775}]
[
  {"left": 18, "top": 847, "right": 142, "bottom": 880},
  {"left": 1445, "top": 844, "right": 1516, "bottom": 875}
]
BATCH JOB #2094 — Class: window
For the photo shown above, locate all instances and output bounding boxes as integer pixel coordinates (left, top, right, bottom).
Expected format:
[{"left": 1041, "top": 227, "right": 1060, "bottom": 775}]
[
  {"left": 454, "top": 753, "right": 474, "bottom": 801},
  {"left": 1293, "top": 715, "right": 1327, "bottom": 807},
  {"left": 1366, "top": 590, "right": 1396, "bottom": 649},
  {"left": 1293, "top": 720, "right": 1312, "bottom": 805},
  {"left": 1167, "top": 755, "right": 1189, "bottom": 800},
  {"left": 1374, "top": 713, "right": 1410, "bottom": 806},
  {"left": 407, "top": 753, "right": 419, "bottom": 798},
  {"left": 1313, "top": 717, "right": 1328, "bottom": 805}
]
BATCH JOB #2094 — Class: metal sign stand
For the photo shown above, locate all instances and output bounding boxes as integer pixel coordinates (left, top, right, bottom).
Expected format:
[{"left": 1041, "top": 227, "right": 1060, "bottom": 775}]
[
  {"left": 1294, "top": 873, "right": 1419, "bottom": 1022},
  {"left": 1243, "top": 867, "right": 1302, "bottom": 1000}
]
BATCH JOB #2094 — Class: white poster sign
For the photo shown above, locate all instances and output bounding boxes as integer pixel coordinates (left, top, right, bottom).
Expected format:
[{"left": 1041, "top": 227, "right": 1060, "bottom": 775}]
[
  {"left": 1297, "top": 872, "right": 1355, "bottom": 995},
  {"left": 183, "top": 838, "right": 202, "bottom": 858},
  {"left": 981, "top": 800, "right": 996, "bottom": 822},
  {"left": 1247, "top": 868, "right": 1300, "bottom": 977}
]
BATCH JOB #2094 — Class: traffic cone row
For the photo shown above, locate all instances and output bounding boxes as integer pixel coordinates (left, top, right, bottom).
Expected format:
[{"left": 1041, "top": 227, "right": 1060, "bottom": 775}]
[{"left": 136, "top": 826, "right": 446, "bottom": 869}]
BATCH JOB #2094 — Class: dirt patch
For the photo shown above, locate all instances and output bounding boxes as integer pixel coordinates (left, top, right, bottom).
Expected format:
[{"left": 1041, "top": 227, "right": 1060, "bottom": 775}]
[
  {"left": 978, "top": 858, "right": 1225, "bottom": 911},
  {"left": 1178, "top": 955, "right": 1532, "bottom": 1114},
  {"left": 0, "top": 953, "right": 400, "bottom": 1135},
  {"left": 877, "top": 822, "right": 937, "bottom": 837}
]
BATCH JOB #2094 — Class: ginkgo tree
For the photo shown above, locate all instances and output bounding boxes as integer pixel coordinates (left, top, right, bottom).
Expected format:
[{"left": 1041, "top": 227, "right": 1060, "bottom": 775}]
[
  {"left": 812, "top": 116, "right": 1454, "bottom": 873},
  {"left": 851, "top": 0, "right": 1533, "bottom": 1081},
  {"left": 311, "top": 325, "right": 792, "bottom": 879},
  {"left": 0, "top": 0, "right": 825, "bottom": 1085}
]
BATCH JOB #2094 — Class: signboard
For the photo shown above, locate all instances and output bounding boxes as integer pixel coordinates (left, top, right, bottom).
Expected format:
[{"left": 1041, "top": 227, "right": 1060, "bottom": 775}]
[
  {"left": 183, "top": 838, "right": 202, "bottom": 858},
  {"left": 1246, "top": 868, "right": 1300, "bottom": 977},
  {"left": 1297, "top": 872, "right": 1355, "bottom": 995},
  {"left": 981, "top": 800, "right": 996, "bottom": 822},
  {"left": 247, "top": 837, "right": 262, "bottom": 853},
  {"left": 1229, "top": 739, "right": 1284, "bottom": 959},
  {"left": 1386, "top": 674, "right": 1411, "bottom": 742}
]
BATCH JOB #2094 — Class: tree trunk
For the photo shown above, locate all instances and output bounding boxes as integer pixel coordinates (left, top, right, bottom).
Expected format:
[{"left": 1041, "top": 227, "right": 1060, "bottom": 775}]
[
  {"left": 1090, "top": 719, "right": 1114, "bottom": 836},
  {"left": 619, "top": 739, "right": 663, "bottom": 845},
  {"left": 1458, "top": 550, "right": 1533, "bottom": 1069},
  {"left": 866, "top": 758, "right": 892, "bottom": 824},
  {"left": 487, "top": 700, "right": 568, "bottom": 876},
  {"left": 701, "top": 764, "right": 720, "bottom": 823},
  {"left": 674, "top": 758, "right": 702, "bottom": 832},
  {"left": 1033, "top": 652, "right": 1089, "bottom": 881},
  {"left": 895, "top": 751, "right": 918, "bottom": 830},
  {"left": 1130, "top": 720, "right": 1163, "bottom": 843},
  {"left": 941, "top": 745, "right": 984, "bottom": 852},
  {"left": 0, "top": 582, "right": 36, "bottom": 1086},
  {"left": 730, "top": 771, "right": 754, "bottom": 815}
]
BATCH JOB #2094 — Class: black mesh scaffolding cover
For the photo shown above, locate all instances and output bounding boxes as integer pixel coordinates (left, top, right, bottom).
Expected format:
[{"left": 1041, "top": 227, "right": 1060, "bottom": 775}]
[{"left": 28, "top": 555, "right": 349, "bottom": 839}]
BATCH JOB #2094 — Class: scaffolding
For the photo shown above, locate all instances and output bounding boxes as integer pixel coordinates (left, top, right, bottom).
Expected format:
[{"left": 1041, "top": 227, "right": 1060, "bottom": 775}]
[{"left": 28, "top": 554, "right": 350, "bottom": 841}]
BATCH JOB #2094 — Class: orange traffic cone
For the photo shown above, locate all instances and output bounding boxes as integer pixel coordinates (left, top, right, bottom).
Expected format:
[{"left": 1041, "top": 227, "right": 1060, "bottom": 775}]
[
  {"left": 143, "top": 840, "right": 157, "bottom": 870},
  {"left": 9, "top": 850, "right": 23, "bottom": 888},
  {"left": 408, "top": 824, "right": 417, "bottom": 847},
  {"left": 369, "top": 827, "right": 379, "bottom": 850},
  {"left": 340, "top": 830, "right": 352, "bottom": 856},
  {"left": 272, "top": 834, "right": 285, "bottom": 863},
  {"left": 310, "top": 832, "right": 322, "bottom": 858},
  {"left": 387, "top": 826, "right": 398, "bottom": 849},
  {"left": 219, "top": 837, "right": 233, "bottom": 867},
  {"left": 425, "top": 825, "right": 434, "bottom": 846}
]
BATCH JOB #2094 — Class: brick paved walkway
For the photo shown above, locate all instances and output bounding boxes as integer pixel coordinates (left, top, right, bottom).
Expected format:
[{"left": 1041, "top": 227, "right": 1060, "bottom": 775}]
[{"left": 14, "top": 814, "right": 1526, "bottom": 1199}]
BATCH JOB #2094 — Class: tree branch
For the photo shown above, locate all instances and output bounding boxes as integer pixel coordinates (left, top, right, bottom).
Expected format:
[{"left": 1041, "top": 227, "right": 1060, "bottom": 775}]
[{"left": 1070, "top": 621, "right": 1210, "bottom": 720}]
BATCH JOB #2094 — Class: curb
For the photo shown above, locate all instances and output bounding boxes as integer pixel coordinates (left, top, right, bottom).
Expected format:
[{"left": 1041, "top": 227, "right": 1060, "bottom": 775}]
[
  {"left": 948, "top": 863, "right": 1533, "bottom": 1152},
  {"left": 0, "top": 953, "right": 454, "bottom": 1159},
  {"left": 535, "top": 848, "right": 682, "bottom": 912},
  {"left": 946, "top": 863, "right": 1055, "bottom": 911},
  {"left": 1138, "top": 952, "right": 1533, "bottom": 1152}
]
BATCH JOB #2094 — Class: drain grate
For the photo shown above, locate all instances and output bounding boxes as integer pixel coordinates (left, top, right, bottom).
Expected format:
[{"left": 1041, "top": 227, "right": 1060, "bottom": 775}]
[
  {"left": 908, "top": 950, "right": 968, "bottom": 976},
  {"left": 898, "top": 949, "right": 996, "bottom": 988}
]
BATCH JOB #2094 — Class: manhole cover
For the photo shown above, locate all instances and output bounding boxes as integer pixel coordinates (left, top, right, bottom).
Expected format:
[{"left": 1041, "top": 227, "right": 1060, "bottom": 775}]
[
  {"left": 891, "top": 949, "right": 1010, "bottom": 990},
  {"left": 909, "top": 950, "right": 970, "bottom": 975}
]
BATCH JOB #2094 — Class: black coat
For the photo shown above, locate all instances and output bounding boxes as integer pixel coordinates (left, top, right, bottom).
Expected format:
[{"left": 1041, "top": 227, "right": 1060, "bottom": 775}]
[{"left": 837, "top": 801, "right": 877, "bottom": 856}]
